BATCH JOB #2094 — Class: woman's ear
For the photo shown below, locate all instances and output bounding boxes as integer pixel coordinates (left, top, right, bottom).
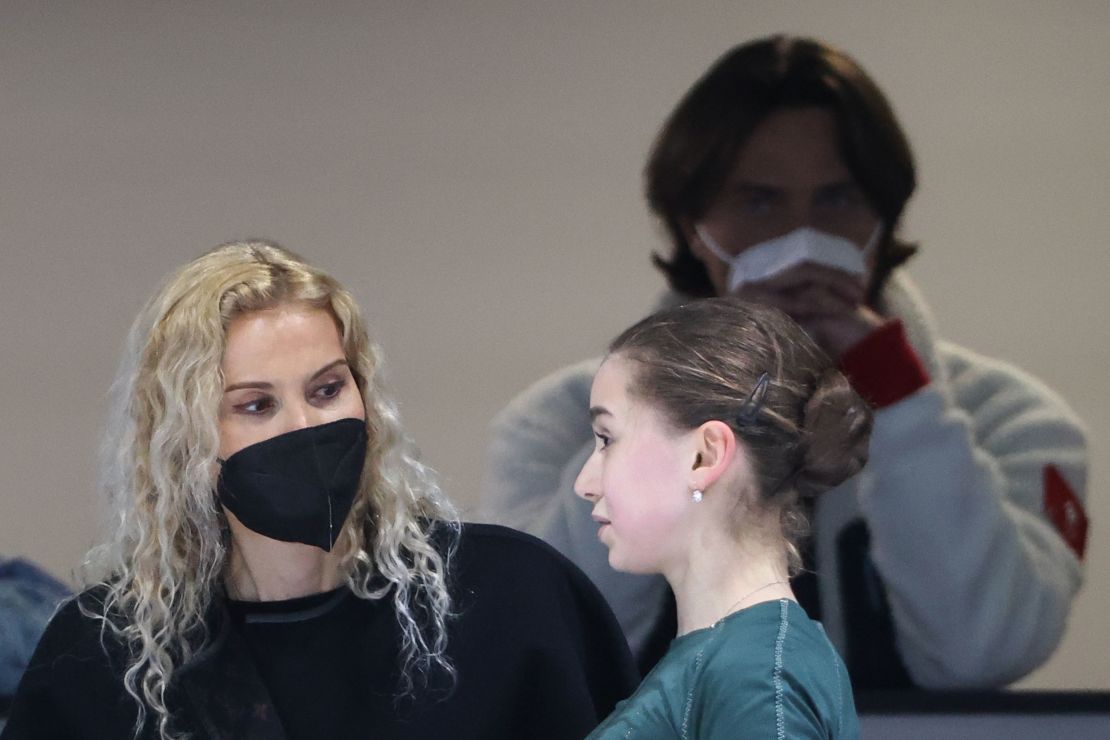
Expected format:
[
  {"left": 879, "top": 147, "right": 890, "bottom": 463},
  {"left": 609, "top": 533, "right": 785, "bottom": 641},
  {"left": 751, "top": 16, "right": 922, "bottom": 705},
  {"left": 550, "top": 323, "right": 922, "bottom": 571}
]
[{"left": 689, "top": 420, "right": 739, "bottom": 492}]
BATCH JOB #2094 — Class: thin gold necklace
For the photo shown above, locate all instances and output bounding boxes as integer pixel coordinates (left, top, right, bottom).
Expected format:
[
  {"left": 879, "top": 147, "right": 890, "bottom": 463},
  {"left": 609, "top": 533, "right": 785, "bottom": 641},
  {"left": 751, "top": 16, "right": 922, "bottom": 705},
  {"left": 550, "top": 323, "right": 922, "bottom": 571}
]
[{"left": 717, "top": 580, "right": 789, "bottom": 624}]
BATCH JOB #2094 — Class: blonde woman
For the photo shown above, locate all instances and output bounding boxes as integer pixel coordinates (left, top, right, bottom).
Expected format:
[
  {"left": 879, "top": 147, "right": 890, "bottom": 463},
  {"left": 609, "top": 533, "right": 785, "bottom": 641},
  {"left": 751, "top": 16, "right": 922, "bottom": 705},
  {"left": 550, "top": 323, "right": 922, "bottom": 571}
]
[
  {"left": 4, "top": 242, "right": 635, "bottom": 740},
  {"left": 576, "top": 298, "right": 868, "bottom": 739}
]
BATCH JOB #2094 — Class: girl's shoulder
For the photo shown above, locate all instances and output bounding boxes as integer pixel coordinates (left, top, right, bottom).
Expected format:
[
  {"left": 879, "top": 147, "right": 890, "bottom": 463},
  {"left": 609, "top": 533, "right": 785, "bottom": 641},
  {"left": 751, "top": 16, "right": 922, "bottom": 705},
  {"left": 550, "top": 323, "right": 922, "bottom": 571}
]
[
  {"left": 701, "top": 600, "right": 842, "bottom": 682},
  {"left": 693, "top": 600, "right": 857, "bottom": 738}
]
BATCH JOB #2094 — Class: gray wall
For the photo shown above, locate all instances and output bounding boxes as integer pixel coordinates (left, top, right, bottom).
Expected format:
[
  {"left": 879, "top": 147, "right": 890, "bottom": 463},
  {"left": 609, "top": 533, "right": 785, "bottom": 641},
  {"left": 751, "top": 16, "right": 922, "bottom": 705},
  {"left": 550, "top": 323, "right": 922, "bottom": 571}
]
[{"left": 2, "top": 1, "right": 1107, "bottom": 689}]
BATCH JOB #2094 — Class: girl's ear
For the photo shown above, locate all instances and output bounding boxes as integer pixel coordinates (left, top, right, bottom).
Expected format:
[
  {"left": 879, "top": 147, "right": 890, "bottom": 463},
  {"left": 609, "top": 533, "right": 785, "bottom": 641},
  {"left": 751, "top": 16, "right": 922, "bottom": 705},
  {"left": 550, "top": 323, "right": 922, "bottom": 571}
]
[{"left": 689, "top": 419, "right": 739, "bottom": 492}]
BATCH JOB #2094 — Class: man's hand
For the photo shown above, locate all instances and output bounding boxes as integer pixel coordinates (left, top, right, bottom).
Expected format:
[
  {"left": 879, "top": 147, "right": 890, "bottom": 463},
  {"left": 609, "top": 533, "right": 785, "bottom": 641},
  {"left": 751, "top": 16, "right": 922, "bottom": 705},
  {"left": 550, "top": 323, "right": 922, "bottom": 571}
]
[{"left": 735, "top": 262, "right": 884, "bottom": 358}]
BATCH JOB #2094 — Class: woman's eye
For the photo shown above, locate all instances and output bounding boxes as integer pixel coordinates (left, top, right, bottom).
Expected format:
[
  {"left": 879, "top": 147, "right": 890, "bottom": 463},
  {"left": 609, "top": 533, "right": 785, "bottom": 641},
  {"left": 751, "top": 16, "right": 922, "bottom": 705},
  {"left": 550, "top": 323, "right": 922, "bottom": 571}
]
[
  {"left": 594, "top": 432, "right": 612, "bottom": 450},
  {"left": 235, "top": 397, "right": 275, "bottom": 415},
  {"left": 313, "top": 380, "right": 346, "bottom": 402}
]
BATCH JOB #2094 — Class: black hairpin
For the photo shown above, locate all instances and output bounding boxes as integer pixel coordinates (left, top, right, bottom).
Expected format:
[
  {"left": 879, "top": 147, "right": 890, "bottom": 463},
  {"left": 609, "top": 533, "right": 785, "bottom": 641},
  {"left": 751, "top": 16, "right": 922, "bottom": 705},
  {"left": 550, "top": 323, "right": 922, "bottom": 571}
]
[{"left": 737, "top": 372, "right": 771, "bottom": 424}]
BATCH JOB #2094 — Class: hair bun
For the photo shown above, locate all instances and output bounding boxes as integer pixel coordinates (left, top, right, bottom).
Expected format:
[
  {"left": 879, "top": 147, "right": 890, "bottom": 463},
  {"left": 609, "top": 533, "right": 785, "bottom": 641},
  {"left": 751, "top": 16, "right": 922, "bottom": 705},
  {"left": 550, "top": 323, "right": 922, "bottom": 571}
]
[{"left": 794, "top": 368, "right": 873, "bottom": 499}]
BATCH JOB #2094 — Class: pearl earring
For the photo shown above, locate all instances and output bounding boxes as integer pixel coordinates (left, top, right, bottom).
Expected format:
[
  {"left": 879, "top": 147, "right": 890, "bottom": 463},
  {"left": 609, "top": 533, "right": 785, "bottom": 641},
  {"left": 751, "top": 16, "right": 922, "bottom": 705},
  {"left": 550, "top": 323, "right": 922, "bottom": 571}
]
[{"left": 691, "top": 489, "right": 703, "bottom": 503}]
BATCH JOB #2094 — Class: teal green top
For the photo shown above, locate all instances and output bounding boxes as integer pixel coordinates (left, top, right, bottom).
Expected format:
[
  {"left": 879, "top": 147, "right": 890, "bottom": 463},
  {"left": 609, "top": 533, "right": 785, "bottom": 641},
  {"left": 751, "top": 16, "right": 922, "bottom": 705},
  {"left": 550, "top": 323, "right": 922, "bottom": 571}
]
[{"left": 587, "top": 599, "right": 858, "bottom": 739}]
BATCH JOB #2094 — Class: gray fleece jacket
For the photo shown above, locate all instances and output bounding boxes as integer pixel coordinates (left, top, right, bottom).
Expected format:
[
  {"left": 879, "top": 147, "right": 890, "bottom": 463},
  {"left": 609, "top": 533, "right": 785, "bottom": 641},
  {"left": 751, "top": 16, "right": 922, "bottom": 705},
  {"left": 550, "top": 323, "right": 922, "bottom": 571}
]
[{"left": 480, "top": 274, "right": 1087, "bottom": 689}]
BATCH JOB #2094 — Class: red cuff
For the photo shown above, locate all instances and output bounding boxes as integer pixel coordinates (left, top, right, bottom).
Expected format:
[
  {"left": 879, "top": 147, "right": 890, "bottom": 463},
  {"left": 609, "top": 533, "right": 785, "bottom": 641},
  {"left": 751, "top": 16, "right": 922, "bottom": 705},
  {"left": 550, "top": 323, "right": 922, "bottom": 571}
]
[{"left": 838, "top": 320, "right": 930, "bottom": 408}]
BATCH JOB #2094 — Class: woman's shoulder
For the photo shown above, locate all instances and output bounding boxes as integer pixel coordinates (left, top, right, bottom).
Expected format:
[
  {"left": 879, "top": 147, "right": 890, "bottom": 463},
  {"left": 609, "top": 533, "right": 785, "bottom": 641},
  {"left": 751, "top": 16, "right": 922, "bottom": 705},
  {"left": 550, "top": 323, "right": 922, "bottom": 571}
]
[
  {"left": 34, "top": 583, "right": 106, "bottom": 634},
  {"left": 3, "top": 584, "right": 142, "bottom": 739},
  {"left": 457, "top": 521, "right": 561, "bottom": 549},
  {"left": 427, "top": 524, "right": 637, "bottom": 736},
  {"left": 455, "top": 522, "right": 587, "bottom": 576},
  {"left": 452, "top": 522, "right": 610, "bottom": 606},
  {"left": 25, "top": 584, "right": 128, "bottom": 670},
  {"left": 450, "top": 521, "right": 626, "bottom": 636}
]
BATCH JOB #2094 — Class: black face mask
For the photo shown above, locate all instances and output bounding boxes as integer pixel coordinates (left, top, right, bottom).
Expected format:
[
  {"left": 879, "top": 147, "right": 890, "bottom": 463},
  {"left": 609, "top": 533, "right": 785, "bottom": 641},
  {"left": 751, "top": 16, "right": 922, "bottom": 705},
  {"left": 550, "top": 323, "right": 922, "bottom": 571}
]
[{"left": 217, "top": 417, "right": 369, "bottom": 552}]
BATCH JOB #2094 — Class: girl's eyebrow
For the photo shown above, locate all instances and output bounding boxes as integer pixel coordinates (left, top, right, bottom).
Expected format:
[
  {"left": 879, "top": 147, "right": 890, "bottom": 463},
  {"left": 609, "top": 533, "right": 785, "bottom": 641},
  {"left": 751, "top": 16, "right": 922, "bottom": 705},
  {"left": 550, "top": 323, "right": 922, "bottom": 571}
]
[{"left": 589, "top": 406, "right": 612, "bottom": 420}]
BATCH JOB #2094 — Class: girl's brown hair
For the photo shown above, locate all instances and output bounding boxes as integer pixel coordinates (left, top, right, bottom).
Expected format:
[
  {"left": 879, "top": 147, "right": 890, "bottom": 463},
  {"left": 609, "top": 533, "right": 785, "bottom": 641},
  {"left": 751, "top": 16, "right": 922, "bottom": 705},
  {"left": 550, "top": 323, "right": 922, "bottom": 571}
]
[{"left": 609, "top": 297, "right": 873, "bottom": 571}]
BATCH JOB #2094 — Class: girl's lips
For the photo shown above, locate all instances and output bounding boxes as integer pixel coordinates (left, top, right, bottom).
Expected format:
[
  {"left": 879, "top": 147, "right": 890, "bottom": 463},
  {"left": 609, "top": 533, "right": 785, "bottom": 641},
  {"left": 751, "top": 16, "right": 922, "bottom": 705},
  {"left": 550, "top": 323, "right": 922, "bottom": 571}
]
[{"left": 591, "top": 512, "right": 611, "bottom": 540}]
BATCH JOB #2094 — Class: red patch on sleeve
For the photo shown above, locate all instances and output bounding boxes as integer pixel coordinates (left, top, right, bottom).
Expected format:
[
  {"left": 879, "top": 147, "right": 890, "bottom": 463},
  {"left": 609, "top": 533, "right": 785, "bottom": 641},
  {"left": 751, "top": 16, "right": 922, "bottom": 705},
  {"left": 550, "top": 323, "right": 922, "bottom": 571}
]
[{"left": 1044, "top": 465, "right": 1087, "bottom": 560}]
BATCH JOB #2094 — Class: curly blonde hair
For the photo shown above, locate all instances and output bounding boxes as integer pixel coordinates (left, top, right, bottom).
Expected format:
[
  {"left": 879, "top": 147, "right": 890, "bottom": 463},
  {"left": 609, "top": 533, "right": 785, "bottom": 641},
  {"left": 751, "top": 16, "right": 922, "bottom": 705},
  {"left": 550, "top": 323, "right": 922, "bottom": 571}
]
[{"left": 85, "top": 241, "right": 459, "bottom": 738}]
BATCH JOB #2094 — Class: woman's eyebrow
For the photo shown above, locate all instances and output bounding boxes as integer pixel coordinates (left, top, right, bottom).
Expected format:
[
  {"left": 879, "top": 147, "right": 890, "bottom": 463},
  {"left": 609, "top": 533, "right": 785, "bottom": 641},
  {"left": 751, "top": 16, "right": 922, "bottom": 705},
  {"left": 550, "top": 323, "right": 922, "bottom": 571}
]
[
  {"left": 224, "top": 379, "right": 272, "bottom": 393},
  {"left": 224, "top": 359, "right": 347, "bottom": 393},
  {"left": 309, "top": 359, "right": 348, "bottom": 382}
]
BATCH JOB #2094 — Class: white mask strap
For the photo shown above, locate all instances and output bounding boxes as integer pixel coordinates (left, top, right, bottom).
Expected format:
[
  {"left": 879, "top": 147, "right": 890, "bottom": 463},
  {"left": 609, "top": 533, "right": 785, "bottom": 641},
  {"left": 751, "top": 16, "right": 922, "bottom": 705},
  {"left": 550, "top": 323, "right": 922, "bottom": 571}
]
[
  {"left": 697, "top": 223, "right": 884, "bottom": 262},
  {"left": 694, "top": 224, "right": 735, "bottom": 264},
  {"left": 862, "top": 223, "right": 884, "bottom": 258}
]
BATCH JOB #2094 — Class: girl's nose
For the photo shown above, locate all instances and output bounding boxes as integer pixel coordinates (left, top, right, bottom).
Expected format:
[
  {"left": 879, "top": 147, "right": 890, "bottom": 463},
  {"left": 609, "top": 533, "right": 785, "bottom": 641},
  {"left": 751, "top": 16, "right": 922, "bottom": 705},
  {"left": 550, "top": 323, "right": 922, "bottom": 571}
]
[{"left": 574, "top": 454, "right": 601, "bottom": 501}]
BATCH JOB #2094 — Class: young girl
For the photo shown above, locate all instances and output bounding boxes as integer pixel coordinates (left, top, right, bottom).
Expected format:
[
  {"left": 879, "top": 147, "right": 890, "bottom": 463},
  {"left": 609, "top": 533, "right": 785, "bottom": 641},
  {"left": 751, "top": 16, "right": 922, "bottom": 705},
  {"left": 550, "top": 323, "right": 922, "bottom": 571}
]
[{"left": 576, "top": 297, "right": 869, "bottom": 739}]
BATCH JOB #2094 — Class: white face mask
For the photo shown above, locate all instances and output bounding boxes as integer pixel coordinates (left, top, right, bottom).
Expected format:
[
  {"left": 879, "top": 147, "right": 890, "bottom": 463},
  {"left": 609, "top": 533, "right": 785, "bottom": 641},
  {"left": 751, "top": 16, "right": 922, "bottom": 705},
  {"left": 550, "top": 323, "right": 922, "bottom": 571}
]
[{"left": 695, "top": 224, "right": 882, "bottom": 294}]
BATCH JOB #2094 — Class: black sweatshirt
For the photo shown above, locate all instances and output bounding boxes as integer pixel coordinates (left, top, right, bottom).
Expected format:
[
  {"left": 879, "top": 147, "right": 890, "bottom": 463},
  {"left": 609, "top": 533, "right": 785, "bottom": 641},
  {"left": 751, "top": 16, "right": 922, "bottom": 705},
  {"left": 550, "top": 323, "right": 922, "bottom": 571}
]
[{"left": 2, "top": 524, "right": 638, "bottom": 740}]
